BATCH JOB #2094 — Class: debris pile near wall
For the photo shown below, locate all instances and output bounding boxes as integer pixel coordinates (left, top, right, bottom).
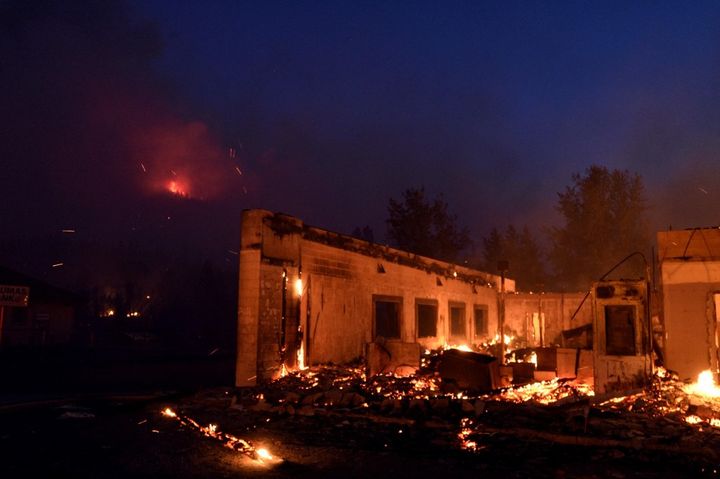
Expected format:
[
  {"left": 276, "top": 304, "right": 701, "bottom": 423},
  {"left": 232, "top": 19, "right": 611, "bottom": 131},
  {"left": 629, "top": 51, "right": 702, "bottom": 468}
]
[{"left": 227, "top": 359, "right": 720, "bottom": 462}]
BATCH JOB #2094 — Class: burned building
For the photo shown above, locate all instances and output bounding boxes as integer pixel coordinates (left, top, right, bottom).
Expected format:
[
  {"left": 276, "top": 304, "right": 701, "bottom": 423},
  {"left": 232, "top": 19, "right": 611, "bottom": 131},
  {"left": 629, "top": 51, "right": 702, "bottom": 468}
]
[
  {"left": 0, "top": 266, "right": 78, "bottom": 347},
  {"left": 504, "top": 292, "right": 593, "bottom": 348},
  {"left": 591, "top": 279, "right": 652, "bottom": 393},
  {"left": 658, "top": 228, "right": 720, "bottom": 381},
  {"left": 236, "top": 209, "right": 514, "bottom": 386}
]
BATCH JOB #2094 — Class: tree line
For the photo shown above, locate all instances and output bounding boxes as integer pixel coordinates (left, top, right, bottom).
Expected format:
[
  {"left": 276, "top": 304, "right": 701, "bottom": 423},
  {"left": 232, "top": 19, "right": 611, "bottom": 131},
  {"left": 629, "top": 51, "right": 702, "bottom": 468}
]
[{"left": 368, "top": 165, "right": 650, "bottom": 292}]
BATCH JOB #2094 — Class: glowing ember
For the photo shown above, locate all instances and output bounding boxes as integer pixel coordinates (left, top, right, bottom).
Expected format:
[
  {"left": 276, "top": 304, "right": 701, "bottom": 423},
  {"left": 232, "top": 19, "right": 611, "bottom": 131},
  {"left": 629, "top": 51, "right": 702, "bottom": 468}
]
[
  {"left": 160, "top": 407, "right": 280, "bottom": 464},
  {"left": 161, "top": 407, "right": 177, "bottom": 418},
  {"left": 411, "top": 376, "right": 440, "bottom": 393},
  {"left": 493, "top": 378, "right": 594, "bottom": 405},
  {"left": 255, "top": 448, "right": 273, "bottom": 461},
  {"left": 686, "top": 415, "right": 703, "bottom": 425},
  {"left": 457, "top": 418, "right": 483, "bottom": 451}
]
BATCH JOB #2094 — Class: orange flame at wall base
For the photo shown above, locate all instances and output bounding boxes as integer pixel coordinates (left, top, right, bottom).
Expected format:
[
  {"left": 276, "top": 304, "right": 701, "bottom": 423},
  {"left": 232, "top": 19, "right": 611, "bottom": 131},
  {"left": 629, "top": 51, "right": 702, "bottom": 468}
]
[{"left": 685, "top": 370, "right": 720, "bottom": 398}]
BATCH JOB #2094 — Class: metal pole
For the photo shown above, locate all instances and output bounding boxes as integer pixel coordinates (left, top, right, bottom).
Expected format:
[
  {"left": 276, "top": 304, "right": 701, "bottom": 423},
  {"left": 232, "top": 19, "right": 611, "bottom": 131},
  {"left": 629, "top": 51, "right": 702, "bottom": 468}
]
[
  {"left": 500, "top": 272, "right": 505, "bottom": 364},
  {"left": 280, "top": 269, "right": 288, "bottom": 365},
  {"left": 539, "top": 296, "right": 544, "bottom": 348}
]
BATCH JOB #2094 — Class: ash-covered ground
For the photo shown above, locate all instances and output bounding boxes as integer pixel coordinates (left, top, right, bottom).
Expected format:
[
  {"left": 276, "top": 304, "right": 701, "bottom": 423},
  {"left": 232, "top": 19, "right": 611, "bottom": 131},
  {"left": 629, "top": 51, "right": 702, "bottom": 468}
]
[{"left": 3, "top": 359, "right": 720, "bottom": 479}]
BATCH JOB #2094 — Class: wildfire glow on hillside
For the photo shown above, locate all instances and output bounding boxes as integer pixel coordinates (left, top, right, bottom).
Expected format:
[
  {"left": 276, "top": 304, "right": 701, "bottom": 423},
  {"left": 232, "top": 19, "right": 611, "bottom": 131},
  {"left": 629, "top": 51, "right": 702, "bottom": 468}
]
[
  {"left": 133, "top": 121, "right": 235, "bottom": 201},
  {"left": 166, "top": 179, "right": 190, "bottom": 198}
]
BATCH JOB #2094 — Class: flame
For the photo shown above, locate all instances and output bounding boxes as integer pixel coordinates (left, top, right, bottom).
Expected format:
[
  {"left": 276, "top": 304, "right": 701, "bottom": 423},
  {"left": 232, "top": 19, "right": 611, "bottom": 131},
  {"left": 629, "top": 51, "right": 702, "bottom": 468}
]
[
  {"left": 528, "top": 352, "right": 538, "bottom": 366},
  {"left": 167, "top": 179, "right": 189, "bottom": 197},
  {"left": 685, "top": 370, "right": 720, "bottom": 398},
  {"left": 160, "top": 407, "right": 280, "bottom": 464},
  {"left": 161, "top": 407, "right": 177, "bottom": 418},
  {"left": 294, "top": 278, "right": 303, "bottom": 297},
  {"left": 297, "top": 342, "right": 307, "bottom": 370},
  {"left": 255, "top": 448, "right": 273, "bottom": 461},
  {"left": 493, "top": 378, "right": 594, "bottom": 405},
  {"left": 491, "top": 333, "right": 514, "bottom": 346},
  {"left": 443, "top": 343, "right": 473, "bottom": 352}
]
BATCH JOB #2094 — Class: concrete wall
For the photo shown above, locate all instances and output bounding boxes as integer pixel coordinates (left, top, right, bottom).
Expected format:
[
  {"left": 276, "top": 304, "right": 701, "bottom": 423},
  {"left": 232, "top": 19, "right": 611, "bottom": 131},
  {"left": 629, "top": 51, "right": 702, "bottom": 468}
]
[
  {"left": 660, "top": 260, "right": 720, "bottom": 380},
  {"left": 658, "top": 229, "right": 720, "bottom": 381},
  {"left": 236, "top": 209, "right": 512, "bottom": 386},
  {"left": 303, "top": 238, "right": 502, "bottom": 360}
]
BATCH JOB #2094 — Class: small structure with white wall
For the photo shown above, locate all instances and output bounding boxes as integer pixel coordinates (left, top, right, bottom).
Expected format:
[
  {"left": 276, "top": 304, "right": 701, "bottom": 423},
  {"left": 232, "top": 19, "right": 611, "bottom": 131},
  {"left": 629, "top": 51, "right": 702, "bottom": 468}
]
[{"left": 591, "top": 279, "right": 651, "bottom": 394}]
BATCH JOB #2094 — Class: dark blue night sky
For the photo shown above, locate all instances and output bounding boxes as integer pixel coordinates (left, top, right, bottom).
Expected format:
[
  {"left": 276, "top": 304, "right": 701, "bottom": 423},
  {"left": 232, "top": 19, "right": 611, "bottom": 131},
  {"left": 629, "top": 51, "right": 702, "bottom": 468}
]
[
  {"left": 3, "top": 0, "right": 720, "bottom": 278},
  {"left": 136, "top": 0, "right": 720, "bottom": 230}
]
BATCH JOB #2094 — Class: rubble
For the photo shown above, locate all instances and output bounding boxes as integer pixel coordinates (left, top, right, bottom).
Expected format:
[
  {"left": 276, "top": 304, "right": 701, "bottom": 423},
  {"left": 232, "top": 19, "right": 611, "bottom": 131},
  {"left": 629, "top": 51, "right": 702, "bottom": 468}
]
[
  {"left": 436, "top": 349, "right": 499, "bottom": 390},
  {"left": 157, "top": 350, "right": 720, "bottom": 476}
]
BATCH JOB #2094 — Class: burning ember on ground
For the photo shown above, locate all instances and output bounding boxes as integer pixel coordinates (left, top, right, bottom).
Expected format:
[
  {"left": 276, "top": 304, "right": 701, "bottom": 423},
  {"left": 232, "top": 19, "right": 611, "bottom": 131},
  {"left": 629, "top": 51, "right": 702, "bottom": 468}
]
[
  {"left": 147, "top": 357, "right": 720, "bottom": 475},
  {"left": 492, "top": 377, "right": 594, "bottom": 405},
  {"left": 257, "top": 347, "right": 720, "bottom": 459},
  {"left": 160, "top": 407, "right": 280, "bottom": 465}
]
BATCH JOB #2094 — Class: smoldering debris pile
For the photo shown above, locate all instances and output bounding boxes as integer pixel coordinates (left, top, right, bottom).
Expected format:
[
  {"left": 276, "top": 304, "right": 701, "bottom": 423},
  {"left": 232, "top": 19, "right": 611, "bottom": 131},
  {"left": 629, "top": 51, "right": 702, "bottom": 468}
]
[
  {"left": 225, "top": 351, "right": 720, "bottom": 462},
  {"left": 162, "top": 347, "right": 720, "bottom": 477}
]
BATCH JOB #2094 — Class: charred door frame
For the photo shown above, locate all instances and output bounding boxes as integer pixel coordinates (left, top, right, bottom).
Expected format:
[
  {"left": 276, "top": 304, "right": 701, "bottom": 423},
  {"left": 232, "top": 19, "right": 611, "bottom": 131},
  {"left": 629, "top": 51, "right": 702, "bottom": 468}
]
[{"left": 592, "top": 280, "right": 651, "bottom": 394}]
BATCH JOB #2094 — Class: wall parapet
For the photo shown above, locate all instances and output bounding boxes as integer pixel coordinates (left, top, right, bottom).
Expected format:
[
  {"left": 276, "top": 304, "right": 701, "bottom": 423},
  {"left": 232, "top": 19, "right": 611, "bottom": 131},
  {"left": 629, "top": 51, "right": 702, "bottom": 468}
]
[{"left": 257, "top": 210, "right": 510, "bottom": 292}]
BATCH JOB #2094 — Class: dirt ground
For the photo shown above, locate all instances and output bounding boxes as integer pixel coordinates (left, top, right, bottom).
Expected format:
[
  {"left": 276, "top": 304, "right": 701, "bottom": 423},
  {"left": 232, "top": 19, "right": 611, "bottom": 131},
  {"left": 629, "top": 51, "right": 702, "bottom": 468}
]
[{"left": 0, "top": 387, "right": 716, "bottom": 479}]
